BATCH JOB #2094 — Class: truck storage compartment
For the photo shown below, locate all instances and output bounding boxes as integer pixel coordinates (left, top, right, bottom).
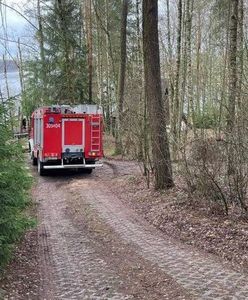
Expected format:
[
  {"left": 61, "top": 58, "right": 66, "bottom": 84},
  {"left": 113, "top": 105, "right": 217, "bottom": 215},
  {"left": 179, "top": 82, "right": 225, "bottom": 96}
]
[{"left": 62, "top": 118, "right": 84, "bottom": 154}]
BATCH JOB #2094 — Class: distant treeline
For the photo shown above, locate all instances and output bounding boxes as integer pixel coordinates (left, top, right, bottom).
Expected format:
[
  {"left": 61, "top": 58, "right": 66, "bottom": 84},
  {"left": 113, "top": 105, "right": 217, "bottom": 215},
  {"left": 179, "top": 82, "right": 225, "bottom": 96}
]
[{"left": 0, "top": 60, "right": 18, "bottom": 73}]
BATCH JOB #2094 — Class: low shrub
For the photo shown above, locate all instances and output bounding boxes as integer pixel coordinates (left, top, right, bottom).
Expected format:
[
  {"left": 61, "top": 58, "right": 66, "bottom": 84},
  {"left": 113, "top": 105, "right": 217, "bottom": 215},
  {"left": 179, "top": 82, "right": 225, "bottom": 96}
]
[{"left": 181, "top": 134, "right": 248, "bottom": 216}]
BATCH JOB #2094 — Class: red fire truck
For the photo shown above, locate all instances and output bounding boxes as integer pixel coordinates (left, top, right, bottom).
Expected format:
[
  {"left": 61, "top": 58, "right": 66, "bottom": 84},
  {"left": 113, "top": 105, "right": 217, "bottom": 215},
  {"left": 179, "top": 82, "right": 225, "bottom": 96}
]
[{"left": 29, "top": 104, "right": 103, "bottom": 175}]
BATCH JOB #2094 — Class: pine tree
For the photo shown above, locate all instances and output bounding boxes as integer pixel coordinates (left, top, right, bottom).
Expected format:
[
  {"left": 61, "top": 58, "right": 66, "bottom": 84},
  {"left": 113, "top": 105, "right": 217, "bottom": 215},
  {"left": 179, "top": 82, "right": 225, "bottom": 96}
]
[
  {"left": 0, "top": 105, "right": 33, "bottom": 266},
  {"left": 24, "top": 0, "right": 88, "bottom": 106},
  {"left": 143, "top": 0, "right": 174, "bottom": 189}
]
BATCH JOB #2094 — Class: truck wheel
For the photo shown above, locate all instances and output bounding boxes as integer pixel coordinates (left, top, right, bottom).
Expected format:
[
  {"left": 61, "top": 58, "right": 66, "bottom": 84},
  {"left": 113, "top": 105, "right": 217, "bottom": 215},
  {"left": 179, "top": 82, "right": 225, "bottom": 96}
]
[
  {"left": 85, "top": 168, "right": 93, "bottom": 174},
  {"left": 38, "top": 157, "right": 46, "bottom": 176},
  {"left": 31, "top": 152, "right": 37, "bottom": 166}
]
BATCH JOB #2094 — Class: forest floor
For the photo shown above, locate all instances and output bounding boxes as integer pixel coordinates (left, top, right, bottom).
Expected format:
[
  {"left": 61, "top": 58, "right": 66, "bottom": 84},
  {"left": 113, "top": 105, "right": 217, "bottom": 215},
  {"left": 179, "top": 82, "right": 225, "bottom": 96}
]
[{"left": 1, "top": 158, "right": 248, "bottom": 299}]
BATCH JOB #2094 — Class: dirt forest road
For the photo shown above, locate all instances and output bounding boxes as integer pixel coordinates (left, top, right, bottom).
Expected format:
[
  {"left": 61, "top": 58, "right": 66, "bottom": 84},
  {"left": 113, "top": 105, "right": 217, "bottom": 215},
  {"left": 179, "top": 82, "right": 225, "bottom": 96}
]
[{"left": 3, "top": 160, "right": 248, "bottom": 300}]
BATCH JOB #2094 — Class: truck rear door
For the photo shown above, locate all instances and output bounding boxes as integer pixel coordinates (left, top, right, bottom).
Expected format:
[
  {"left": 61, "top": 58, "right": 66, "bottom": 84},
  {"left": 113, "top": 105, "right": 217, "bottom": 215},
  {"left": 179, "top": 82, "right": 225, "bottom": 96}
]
[{"left": 62, "top": 118, "right": 84, "bottom": 153}]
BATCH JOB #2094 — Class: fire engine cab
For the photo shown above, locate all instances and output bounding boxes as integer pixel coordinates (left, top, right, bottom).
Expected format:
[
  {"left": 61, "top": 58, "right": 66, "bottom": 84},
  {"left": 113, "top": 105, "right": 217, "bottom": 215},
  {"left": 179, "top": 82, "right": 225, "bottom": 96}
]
[{"left": 29, "top": 104, "right": 103, "bottom": 175}]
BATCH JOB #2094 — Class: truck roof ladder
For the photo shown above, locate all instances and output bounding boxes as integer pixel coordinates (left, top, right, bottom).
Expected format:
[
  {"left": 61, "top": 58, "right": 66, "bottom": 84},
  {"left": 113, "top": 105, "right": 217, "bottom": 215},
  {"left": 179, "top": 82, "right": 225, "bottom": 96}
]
[{"left": 91, "top": 115, "right": 101, "bottom": 153}]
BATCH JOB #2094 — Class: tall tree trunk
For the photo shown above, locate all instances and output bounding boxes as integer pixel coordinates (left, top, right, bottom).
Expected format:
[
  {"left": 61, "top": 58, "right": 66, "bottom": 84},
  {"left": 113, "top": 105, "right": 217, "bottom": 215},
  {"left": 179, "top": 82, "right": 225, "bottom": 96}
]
[
  {"left": 135, "top": 0, "right": 146, "bottom": 162},
  {"left": 104, "top": 0, "right": 112, "bottom": 134},
  {"left": 166, "top": 0, "right": 174, "bottom": 122},
  {"left": 136, "top": 0, "right": 142, "bottom": 62},
  {"left": 180, "top": 0, "right": 188, "bottom": 131},
  {"left": 218, "top": 7, "right": 230, "bottom": 134},
  {"left": 95, "top": 7, "right": 102, "bottom": 106},
  {"left": 227, "top": 0, "right": 239, "bottom": 132},
  {"left": 17, "top": 39, "right": 25, "bottom": 132},
  {"left": 185, "top": 0, "right": 194, "bottom": 127},
  {"left": 85, "top": 0, "right": 93, "bottom": 103},
  {"left": 3, "top": 54, "right": 13, "bottom": 132},
  {"left": 115, "top": 0, "right": 129, "bottom": 154},
  {"left": 172, "top": 0, "right": 182, "bottom": 155},
  {"left": 105, "top": 0, "right": 111, "bottom": 133},
  {"left": 227, "top": 0, "right": 239, "bottom": 175},
  {"left": 57, "top": 0, "right": 73, "bottom": 104},
  {"left": 196, "top": 8, "right": 201, "bottom": 117},
  {"left": 143, "top": 0, "right": 174, "bottom": 189},
  {"left": 37, "top": 0, "right": 46, "bottom": 103},
  {"left": 237, "top": 0, "right": 243, "bottom": 114},
  {"left": 3, "top": 54, "right": 10, "bottom": 101}
]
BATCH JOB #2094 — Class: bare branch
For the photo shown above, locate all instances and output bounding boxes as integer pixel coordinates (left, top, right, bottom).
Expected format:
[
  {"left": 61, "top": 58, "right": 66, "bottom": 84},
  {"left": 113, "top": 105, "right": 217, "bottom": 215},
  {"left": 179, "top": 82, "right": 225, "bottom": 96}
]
[{"left": 0, "top": 2, "right": 38, "bottom": 30}]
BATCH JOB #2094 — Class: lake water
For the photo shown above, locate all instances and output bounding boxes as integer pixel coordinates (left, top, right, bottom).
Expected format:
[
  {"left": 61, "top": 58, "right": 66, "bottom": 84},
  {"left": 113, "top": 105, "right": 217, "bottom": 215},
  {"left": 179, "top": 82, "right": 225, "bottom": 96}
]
[
  {"left": 0, "top": 71, "right": 21, "bottom": 116},
  {"left": 0, "top": 71, "right": 21, "bottom": 99}
]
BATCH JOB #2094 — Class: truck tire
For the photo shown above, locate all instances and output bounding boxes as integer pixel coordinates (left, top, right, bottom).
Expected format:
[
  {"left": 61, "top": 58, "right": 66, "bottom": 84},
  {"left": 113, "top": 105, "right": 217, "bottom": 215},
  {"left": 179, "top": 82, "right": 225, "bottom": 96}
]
[
  {"left": 85, "top": 168, "right": 93, "bottom": 174},
  {"left": 32, "top": 152, "right": 38, "bottom": 166},
  {"left": 38, "top": 156, "right": 46, "bottom": 176}
]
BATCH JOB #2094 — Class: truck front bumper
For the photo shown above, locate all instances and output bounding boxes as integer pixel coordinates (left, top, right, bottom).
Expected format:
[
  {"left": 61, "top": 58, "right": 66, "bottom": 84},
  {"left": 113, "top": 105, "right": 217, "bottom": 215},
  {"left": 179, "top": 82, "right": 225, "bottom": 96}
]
[{"left": 43, "top": 163, "right": 102, "bottom": 169}]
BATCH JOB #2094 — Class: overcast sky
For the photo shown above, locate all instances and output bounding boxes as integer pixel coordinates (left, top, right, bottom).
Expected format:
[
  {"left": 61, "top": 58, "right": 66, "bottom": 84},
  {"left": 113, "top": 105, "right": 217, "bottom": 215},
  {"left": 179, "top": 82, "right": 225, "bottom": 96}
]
[
  {"left": 0, "top": 0, "right": 35, "bottom": 58},
  {"left": 1, "top": 0, "right": 167, "bottom": 59}
]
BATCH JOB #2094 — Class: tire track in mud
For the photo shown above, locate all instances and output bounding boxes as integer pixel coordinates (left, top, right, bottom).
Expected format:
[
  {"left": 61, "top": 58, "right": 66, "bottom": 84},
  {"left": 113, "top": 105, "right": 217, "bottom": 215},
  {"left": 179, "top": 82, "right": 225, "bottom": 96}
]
[
  {"left": 34, "top": 162, "right": 192, "bottom": 300},
  {"left": 103, "top": 161, "right": 119, "bottom": 176},
  {"left": 69, "top": 175, "right": 248, "bottom": 300},
  {"left": 5, "top": 159, "right": 248, "bottom": 299},
  {"left": 35, "top": 178, "right": 131, "bottom": 300}
]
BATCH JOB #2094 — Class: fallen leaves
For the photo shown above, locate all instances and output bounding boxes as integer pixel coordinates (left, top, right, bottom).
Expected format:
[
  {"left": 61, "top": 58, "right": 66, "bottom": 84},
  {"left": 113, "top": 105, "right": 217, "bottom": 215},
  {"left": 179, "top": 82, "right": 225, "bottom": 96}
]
[{"left": 109, "top": 172, "right": 248, "bottom": 273}]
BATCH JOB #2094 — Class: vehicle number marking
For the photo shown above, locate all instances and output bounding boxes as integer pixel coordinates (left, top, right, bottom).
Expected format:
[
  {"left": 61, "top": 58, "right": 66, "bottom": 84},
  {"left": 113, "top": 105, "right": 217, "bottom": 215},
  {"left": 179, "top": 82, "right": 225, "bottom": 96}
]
[{"left": 46, "top": 123, "right": 61, "bottom": 128}]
